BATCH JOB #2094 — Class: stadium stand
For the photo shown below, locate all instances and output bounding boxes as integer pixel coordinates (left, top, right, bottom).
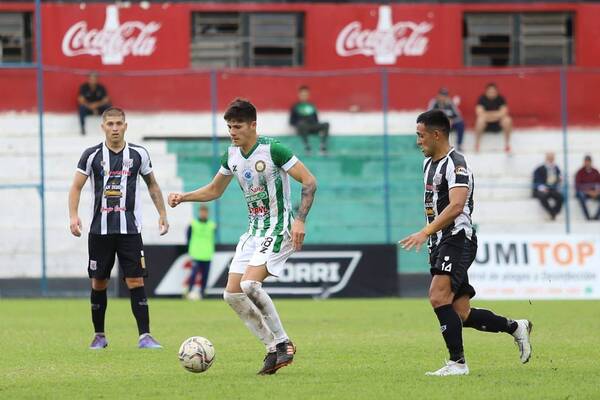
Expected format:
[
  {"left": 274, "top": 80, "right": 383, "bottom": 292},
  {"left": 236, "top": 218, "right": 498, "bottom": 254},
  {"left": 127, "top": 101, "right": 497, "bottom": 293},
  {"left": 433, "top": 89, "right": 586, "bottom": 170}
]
[{"left": 1, "top": 113, "right": 598, "bottom": 279}]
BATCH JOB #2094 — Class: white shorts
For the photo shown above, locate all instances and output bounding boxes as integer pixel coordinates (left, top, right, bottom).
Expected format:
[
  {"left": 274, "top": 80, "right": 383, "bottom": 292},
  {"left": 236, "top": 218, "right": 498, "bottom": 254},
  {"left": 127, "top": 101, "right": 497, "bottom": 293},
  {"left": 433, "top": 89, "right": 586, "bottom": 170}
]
[{"left": 229, "top": 232, "right": 295, "bottom": 277}]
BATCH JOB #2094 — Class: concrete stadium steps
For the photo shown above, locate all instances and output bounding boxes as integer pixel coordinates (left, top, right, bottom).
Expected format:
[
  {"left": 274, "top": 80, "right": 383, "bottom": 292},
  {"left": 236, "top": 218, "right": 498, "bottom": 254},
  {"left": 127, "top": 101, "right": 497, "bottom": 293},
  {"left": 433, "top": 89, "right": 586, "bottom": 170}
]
[
  {"left": 3, "top": 110, "right": 600, "bottom": 276},
  {"left": 1, "top": 131, "right": 186, "bottom": 277}
]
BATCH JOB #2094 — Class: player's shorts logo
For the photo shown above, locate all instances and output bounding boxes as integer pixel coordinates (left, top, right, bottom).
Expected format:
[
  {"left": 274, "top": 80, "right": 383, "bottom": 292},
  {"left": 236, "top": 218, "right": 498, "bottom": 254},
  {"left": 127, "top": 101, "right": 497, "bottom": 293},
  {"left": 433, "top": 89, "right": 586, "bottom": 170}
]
[
  {"left": 89, "top": 260, "right": 97, "bottom": 271},
  {"left": 255, "top": 160, "right": 266, "bottom": 172}
]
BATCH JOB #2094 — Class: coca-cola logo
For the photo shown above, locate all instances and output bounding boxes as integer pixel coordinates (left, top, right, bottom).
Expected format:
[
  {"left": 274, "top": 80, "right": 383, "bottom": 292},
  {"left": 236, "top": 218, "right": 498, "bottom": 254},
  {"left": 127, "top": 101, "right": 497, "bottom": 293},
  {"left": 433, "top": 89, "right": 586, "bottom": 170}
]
[
  {"left": 335, "top": 6, "right": 433, "bottom": 65},
  {"left": 61, "top": 6, "right": 161, "bottom": 65}
]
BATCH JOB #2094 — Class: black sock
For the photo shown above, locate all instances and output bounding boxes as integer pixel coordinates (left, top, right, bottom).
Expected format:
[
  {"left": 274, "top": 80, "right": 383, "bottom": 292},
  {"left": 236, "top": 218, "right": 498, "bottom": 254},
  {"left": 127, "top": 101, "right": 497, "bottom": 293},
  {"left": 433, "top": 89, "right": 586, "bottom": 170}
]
[
  {"left": 433, "top": 304, "right": 464, "bottom": 362},
  {"left": 91, "top": 289, "right": 107, "bottom": 333},
  {"left": 129, "top": 286, "right": 150, "bottom": 335},
  {"left": 464, "top": 308, "right": 518, "bottom": 334}
]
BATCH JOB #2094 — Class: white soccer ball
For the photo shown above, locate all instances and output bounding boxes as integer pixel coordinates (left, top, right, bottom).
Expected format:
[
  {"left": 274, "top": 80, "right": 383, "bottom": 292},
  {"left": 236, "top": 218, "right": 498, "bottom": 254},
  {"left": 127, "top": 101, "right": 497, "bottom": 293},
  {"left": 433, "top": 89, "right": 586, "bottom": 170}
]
[{"left": 178, "top": 336, "right": 215, "bottom": 373}]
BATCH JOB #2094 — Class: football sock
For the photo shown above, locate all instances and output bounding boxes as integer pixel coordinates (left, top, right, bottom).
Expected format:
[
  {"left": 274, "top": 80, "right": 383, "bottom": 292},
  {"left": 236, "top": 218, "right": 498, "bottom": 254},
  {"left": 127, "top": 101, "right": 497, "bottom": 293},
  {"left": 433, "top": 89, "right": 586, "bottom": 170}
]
[
  {"left": 464, "top": 308, "right": 518, "bottom": 334},
  {"left": 240, "top": 280, "right": 289, "bottom": 344},
  {"left": 129, "top": 286, "right": 150, "bottom": 335},
  {"left": 91, "top": 289, "right": 107, "bottom": 333},
  {"left": 223, "top": 291, "right": 276, "bottom": 352},
  {"left": 434, "top": 304, "right": 465, "bottom": 363}
]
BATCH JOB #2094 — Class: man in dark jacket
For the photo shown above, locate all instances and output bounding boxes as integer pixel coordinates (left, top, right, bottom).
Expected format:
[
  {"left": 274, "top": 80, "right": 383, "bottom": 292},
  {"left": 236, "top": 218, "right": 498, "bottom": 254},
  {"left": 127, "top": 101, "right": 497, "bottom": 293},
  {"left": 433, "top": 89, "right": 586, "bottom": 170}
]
[{"left": 532, "top": 152, "right": 563, "bottom": 220}]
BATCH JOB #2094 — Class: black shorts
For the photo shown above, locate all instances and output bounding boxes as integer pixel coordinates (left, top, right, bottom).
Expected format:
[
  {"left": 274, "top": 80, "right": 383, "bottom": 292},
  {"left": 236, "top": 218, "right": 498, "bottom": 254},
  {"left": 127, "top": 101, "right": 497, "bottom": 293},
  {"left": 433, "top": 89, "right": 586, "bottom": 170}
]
[
  {"left": 485, "top": 121, "right": 502, "bottom": 133},
  {"left": 88, "top": 234, "right": 147, "bottom": 280},
  {"left": 429, "top": 231, "right": 478, "bottom": 300}
]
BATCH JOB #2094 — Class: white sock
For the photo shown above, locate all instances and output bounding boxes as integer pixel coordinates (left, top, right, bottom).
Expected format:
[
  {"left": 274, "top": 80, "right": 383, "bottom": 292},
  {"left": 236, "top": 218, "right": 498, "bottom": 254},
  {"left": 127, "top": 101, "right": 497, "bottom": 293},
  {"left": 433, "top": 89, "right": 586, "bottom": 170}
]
[
  {"left": 240, "top": 280, "right": 289, "bottom": 344},
  {"left": 223, "top": 291, "right": 275, "bottom": 352}
]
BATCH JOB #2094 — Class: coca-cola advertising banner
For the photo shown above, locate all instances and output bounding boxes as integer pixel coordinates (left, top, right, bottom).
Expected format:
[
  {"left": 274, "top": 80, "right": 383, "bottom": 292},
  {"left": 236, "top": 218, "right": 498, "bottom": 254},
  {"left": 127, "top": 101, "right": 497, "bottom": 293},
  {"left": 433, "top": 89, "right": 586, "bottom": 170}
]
[
  {"left": 306, "top": 4, "right": 459, "bottom": 69},
  {"left": 39, "top": 3, "right": 454, "bottom": 70},
  {"left": 43, "top": 3, "right": 188, "bottom": 69}
]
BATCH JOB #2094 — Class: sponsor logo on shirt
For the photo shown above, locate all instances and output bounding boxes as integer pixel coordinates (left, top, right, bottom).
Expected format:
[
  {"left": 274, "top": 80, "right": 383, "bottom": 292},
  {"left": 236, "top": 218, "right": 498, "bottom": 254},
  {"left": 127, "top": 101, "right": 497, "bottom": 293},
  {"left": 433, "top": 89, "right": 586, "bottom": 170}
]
[
  {"left": 108, "top": 170, "right": 131, "bottom": 176},
  {"left": 101, "top": 206, "right": 127, "bottom": 213},
  {"left": 104, "top": 183, "right": 123, "bottom": 198},
  {"left": 245, "top": 191, "right": 268, "bottom": 203},
  {"left": 249, "top": 205, "right": 269, "bottom": 217}
]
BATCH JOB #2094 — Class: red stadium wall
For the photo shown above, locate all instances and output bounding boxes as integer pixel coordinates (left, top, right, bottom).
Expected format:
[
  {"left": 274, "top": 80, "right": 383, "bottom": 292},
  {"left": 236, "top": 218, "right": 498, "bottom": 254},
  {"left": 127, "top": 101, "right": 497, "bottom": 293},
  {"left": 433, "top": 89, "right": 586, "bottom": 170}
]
[{"left": 1, "top": 2, "right": 600, "bottom": 127}]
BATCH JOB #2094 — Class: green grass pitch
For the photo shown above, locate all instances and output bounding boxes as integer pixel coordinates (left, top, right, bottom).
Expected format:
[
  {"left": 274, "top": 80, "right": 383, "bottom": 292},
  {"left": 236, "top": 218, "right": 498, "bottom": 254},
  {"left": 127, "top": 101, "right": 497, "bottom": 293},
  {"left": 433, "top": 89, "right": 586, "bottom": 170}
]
[{"left": 1, "top": 298, "right": 599, "bottom": 399}]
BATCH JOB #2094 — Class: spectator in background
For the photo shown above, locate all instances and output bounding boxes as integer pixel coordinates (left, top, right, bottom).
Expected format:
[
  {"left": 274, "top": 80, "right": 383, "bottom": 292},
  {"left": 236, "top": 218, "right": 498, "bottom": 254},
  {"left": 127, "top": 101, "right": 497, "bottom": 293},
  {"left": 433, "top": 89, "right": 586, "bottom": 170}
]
[
  {"left": 575, "top": 155, "right": 600, "bottom": 220},
  {"left": 428, "top": 87, "right": 465, "bottom": 152},
  {"left": 532, "top": 152, "right": 563, "bottom": 220},
  {"left": 289, "top": 85, "right": 329, "bottom": 155},
  {"left": 185, "top": 205, "right": 216, "bottom": 300},
  {"left": 78, "top": 72, "right": 111, "bottom": 135},
  {"left": 474, "top": 83, "right": 512, "bottom": 153}
]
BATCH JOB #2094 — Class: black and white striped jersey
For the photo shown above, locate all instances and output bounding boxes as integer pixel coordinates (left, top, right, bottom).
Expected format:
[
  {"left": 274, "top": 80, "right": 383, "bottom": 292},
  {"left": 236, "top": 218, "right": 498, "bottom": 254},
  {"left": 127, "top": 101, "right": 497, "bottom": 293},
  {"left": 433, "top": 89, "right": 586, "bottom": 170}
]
[
  {"left": 76, "top": 142, "right": 153, "bottom": 235},
  {"left": 423, "top": 148, "right": 474, "bottom": 249}
]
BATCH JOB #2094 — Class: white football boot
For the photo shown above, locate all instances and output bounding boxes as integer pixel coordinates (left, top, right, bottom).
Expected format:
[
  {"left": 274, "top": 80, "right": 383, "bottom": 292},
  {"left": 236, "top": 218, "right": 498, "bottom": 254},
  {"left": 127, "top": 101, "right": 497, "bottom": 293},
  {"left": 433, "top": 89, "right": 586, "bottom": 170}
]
[
  {"left": 425, "top": 360, "right": 469, "bottom": 376},
  {"left": 512, "top": 319, "right": 533, "bottom": 363}
]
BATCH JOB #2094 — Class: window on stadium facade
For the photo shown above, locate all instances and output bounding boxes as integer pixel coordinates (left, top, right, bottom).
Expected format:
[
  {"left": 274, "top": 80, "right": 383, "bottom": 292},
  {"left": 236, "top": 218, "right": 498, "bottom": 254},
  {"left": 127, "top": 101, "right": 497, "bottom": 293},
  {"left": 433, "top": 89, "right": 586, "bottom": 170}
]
[
  {"left": 191, "top": 12, "right": 304, "bottom": 68},
  {"left": 0, "top": 12, "right": 33, "bottom": 63},
  {"left": 463, "top": 12, "right": 574, "bottom": 66}
]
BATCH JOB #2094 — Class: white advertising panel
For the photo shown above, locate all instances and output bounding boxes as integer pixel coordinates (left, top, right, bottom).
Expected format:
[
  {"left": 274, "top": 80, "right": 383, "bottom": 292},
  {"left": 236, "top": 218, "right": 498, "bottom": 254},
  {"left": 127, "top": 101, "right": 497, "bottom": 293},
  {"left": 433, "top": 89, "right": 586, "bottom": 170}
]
[{"left": 471, "top": 235, "right": 600, "bottom": 299}]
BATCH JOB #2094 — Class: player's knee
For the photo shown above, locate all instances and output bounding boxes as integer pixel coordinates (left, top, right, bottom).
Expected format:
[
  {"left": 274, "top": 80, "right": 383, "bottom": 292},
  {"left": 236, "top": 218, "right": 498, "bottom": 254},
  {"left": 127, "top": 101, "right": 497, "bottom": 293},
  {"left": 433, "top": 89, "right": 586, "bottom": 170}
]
[
  {"left": 125, "top": 277, "right": 144, "bottom": 289},
  {"left": 91, "top": 279, "right": 109, "bottom": 291},
  {"left": 240, "top": 280, "right": 261, "bottom": 297},
  {"left": 428, "top": 289, "right": 452, "bottom": 308},
  {"left": 454, "top": 307, "right": 471, "bottom": 322}
]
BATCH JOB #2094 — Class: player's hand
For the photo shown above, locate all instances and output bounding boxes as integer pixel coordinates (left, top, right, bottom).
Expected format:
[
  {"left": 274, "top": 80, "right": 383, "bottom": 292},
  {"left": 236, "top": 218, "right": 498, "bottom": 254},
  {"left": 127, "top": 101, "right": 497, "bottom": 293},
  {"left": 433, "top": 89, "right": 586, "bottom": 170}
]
[
  {"left": 291, "top": 219, "right": 305, "bottom": 251},
  {"left": 168, "top": 192, "right": 183, "bottom": 208},
  {"left": 159, "top": 215, "right": 169, "bottom": 236},
  {"left": 70, "top": 216, "right": 82, "bottom": 237},
  {"left": 398, "top": 230, "right": 428, "bottom": 252}
]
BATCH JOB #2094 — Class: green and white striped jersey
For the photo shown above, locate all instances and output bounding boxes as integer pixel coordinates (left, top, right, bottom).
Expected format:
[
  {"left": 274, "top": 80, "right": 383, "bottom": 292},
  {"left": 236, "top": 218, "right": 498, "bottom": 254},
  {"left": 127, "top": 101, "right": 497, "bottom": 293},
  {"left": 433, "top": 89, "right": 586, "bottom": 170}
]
[{"left": 219, "top": 136, "right": 298, "bottom": 237}]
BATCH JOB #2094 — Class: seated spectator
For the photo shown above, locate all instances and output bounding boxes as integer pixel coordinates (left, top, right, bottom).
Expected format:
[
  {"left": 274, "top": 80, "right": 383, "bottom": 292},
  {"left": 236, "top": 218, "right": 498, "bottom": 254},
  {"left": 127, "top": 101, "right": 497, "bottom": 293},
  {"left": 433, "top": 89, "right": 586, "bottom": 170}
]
[
  {"left": 532, "top": 152, "right": 563, "bottom": 220},
  {"left": 289, "top": 85, "right": 329, "bottom": 155},
  {"left": 428, "top": 87, "right": 465, "bottom": 152},
  {"left": 575, "top": 155, "right": 600, "bottom": 220},
  {"left": 474, "top": 82, "right": 512, "bottom": 153},
  {"left": 78, "top": 72, "right": 111, "bottom": 135}
]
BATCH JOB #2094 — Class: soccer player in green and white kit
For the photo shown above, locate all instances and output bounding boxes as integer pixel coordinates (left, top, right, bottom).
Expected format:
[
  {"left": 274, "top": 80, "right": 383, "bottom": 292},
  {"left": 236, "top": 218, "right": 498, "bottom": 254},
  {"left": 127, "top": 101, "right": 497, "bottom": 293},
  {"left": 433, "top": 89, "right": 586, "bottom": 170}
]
[{"left": 168, "top": 99, "right": 317, "bottom": 375}]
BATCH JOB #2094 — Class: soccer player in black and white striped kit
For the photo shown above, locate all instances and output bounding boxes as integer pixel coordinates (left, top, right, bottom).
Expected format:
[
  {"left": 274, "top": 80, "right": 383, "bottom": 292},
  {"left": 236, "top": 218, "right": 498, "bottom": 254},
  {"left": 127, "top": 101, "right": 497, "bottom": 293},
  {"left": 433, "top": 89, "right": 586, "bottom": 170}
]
[
  {"left": 69, "top": 107, "right": 169, "bottom": 349},
  {"left": 400, "top": 109, "right": 533, "bottom": 376}
]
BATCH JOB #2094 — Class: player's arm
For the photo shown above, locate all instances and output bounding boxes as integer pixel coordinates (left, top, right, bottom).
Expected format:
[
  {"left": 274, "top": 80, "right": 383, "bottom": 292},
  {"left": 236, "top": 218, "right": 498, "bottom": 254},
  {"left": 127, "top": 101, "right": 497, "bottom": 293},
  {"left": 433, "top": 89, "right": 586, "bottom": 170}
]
[
  {"left": 68, "top": 171, "right": 88, "bottom": 237},
  {"left": 169, "top": 172, "right": 233, "bottom": 207},
  {"left": 142, "top": 172, "right": 169, "bottom": 236},
  {"left": 399, "top": 187, "right": 468, "bottom": 252},
  {"left": 497, "top": 104, "right": 509, "bottom": 119},
  {"left": 288, "top": 161, "right": 317, "bottom": 250}
]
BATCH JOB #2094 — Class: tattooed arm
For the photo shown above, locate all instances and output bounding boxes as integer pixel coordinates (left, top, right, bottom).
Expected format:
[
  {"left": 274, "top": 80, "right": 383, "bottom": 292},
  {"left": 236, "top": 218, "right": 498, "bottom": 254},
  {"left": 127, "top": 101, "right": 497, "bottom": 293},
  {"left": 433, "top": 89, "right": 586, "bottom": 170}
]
[
  {"left": 142, "top": 172, "right": 169, "bottom": 235},
  {"left": 287, "top": 161, "right": 317, "bottom": 250}
]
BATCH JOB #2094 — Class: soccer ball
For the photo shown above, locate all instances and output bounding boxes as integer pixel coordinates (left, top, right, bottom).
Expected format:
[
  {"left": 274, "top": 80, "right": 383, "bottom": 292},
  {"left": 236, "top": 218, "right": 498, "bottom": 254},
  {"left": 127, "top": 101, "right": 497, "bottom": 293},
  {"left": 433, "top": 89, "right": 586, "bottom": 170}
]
[{"left": 178, "top": 336, "right": 215, "bottom": 373}]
